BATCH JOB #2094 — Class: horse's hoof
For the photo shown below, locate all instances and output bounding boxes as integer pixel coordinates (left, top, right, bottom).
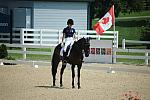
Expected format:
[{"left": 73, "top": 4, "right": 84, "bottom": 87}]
[
  {"left": 60, "top": 84, "right": 63, "bottom": 87},
  {"left": 53, "top": 84, "right": 56, "bottom": 87},
  {"left": 72, "top": 86, "right": 75, "bottom": 89},
  {"left": 78, "top": 86, "right": 81, "bottom": 89}
]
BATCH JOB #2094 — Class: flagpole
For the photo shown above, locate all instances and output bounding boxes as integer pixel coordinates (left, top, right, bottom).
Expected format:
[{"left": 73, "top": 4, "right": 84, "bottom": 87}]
[
  {"left": 112, "top": 5, "right": 118, "bottom": 48},
  {"left": 113, "top": 5, "right": 115, "bottom": 31}
]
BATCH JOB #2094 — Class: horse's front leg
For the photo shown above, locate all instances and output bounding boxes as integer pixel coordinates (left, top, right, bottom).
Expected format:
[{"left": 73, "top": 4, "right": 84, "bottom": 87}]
[
  {"left": 77, "top": 64, "right": 82, "bottom": 89},
  {"left": 60, "top": 64, "right": 66, "bottom": 87},
  {"left": 71, "top": 65, "right": 75, "bottom": 88}
]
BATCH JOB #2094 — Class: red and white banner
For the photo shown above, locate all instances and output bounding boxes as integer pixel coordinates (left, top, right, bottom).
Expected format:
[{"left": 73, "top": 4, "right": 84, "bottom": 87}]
[{"left": 93, "top": 5, "right": 114, "bottom": 35}]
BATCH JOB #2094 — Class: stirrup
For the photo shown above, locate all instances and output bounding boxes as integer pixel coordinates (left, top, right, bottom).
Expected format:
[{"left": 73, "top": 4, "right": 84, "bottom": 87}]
[
  {"left": 63, "top": 59, "right": 67, "bottom": 63},
  {"left": 62, "top": 60, "right": 67, "bottom": 65}
]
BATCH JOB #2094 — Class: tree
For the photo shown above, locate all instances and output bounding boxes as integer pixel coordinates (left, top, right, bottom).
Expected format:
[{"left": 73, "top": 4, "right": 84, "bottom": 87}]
[
  {"left": 92, "top": 0, "right": 145, "bottom": 18},
  {"left": 120, "top": 0, "right": 144, "bottom": 14},
  {"left": 140, "top": 21, "right": 150, "bottom": 49},
  {"left": 93, "top": 0, "right": 121, "bottom": 18},
  {"left": 0, "top": 44, "right": 8, "bottom": 59}
]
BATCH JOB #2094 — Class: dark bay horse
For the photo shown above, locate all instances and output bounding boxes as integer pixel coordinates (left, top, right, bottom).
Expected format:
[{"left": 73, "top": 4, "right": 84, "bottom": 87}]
[{"left": 51, "top": 37, "right": 90, "bottom": 89}]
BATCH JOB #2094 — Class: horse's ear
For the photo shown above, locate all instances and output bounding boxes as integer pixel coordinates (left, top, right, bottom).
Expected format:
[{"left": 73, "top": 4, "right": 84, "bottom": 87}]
[{"left": 86, "top": 37, "right": 90, "bottom": 41}]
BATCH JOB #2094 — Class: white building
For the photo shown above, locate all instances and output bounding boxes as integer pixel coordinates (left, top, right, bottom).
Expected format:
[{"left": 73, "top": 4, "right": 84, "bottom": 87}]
[{"left": 0, "top": 0, "right": 94, "bottom": 30}]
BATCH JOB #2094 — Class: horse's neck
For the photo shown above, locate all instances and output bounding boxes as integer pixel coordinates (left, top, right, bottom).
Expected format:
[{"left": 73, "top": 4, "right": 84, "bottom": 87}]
[
  {"left": 70, "top": 43, "right": 82, "bottom": 55},
  {"left": 74, "top": 41, "right": 83, "bottom": 49}
]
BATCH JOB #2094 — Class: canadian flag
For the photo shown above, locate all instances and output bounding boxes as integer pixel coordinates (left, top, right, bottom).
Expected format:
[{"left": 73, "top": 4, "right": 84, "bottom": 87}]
[{"left": 93, "top": 5, "right": 115, "bottom": 35}]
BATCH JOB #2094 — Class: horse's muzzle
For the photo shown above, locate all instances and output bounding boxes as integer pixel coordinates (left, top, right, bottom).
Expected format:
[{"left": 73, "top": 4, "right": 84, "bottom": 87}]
[{"left": 85, "top": 51, "right": 89, "bottom": 57}]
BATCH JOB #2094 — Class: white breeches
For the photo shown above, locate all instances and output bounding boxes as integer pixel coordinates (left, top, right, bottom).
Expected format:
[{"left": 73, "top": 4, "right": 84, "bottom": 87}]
[
  {"left": 63, "top": 37, "right": 74, "bottom": 52},
  {"left": 60, "top": 37, "right": 74, "bottom": 56}
]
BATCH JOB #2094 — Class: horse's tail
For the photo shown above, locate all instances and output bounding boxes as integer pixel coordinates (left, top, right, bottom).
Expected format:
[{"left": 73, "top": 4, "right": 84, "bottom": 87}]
[{"left": 51, "top": 44, "right": 61, "bottom": 78}]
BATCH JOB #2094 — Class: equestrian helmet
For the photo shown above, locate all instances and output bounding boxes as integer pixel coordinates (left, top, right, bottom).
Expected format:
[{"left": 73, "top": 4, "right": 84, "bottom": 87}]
[{"left": 67, "top": 19, "right": 74, "bottom": 25}]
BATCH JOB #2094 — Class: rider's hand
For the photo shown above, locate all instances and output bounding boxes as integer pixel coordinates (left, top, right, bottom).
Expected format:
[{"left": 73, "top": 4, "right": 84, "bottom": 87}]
[{"left": 61, "top": 43, "right": 64, "bottom": 47}]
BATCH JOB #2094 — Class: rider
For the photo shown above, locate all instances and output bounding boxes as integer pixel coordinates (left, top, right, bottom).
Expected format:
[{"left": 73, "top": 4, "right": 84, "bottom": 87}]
[{"left": 61, "top": 19, "right": 76, "bottom": 62}]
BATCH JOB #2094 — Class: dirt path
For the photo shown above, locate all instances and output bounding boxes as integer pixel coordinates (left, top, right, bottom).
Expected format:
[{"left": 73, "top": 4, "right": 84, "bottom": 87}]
[{"left": 0, "top": 63, "right": 150, "bottom": 100}]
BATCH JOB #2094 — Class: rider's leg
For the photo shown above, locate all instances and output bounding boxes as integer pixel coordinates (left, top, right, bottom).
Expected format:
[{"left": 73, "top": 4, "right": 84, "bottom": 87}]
[
  {"left": 63, "top": 37, "right": 74, "bottom": 62},
  {"left": 62, "top": 40, "right": 70, "bottom": 62}
]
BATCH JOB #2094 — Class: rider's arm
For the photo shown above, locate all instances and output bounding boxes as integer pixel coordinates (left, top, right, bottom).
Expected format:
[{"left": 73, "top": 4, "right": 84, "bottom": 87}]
[
  {"left": 62, "top": 32, "right": 65, "bottom": 43},
  {"left": 73, "top": 29, "right": 77, "bottom": 41}
]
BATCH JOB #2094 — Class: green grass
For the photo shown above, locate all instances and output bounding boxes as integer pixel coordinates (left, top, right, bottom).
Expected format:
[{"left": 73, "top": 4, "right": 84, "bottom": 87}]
[
  {"left": 8, "top": 53, "right": 51, "bottom": 61},
  {"left": 27, "top": 48, "right": 51, "bottom": 52},
  {"left": 117, "top": 59, "right": 145, "bottom": 65},
  {"left": 9, "top": 53, "right": 22, "bottom": 60},
  {"left": 116, "top": 52, "right": 145, "bottom": 56},
  {"left": 26, "top": 54, "right": 51, "bottom": 61},
  {"left": 7, "top": 47, "right": 52, "bottom": 61},
  {"left": 116, "top": 52, "right": 148, "bottom": 65}
]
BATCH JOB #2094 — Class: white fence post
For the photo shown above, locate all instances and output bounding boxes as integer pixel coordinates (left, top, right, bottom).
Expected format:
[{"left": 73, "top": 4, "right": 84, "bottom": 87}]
[
  {"left": 40, "top": 29, "right": 42, "bottom": 45},
  {"left": 98, "top": 35, "right": 101, "bottom": 40},
  {"left": 122, "top": 39, "right": 125, "bottom": 49},
  {"left": 20, "top": 28, "right": 26, "bottom": 60},
  {"left": 113, "top": 48, "right": 116, "bottom": 63},
  {"left": 113, "top": 31, "right": 118, "bottom": 48},
  {"left": 20, "top": 28, "right": 24, "bottom": 44},
  {"left": 116, "top": 31, "right": 119, "bottom": 48},
  {"left": 23, "top": 47, "right": 26, "bottom": 60},
  {"left": 145, "top": 52, "right": 148, "bottom": 65}
]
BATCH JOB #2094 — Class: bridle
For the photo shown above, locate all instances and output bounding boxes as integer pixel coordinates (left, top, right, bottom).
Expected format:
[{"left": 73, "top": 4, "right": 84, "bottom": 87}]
[{"left": 83, "top": 38, "right": 90, "bottom": 57}]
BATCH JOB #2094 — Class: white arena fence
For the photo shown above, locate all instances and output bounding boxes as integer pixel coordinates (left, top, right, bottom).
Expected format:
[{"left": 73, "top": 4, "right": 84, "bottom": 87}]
[
  {"left": 1, "top": 28, "right": 119, "bottom": 66},
  {"left": 122, "top": 39, "right": 150, "bottom": 49},
  {"left": 113, "top": 48, "right": 150, "bottom": 65},
  {"left": 1, "top": 28, "right": 150, "bottom": 65},
  {"left": 0, "top": 43, "right": 53, "bottom": 66},
  {"left": 0, "top": 43, "right": 149, "bottom": 66},
  {"left": 12, "top": 28, "right": 118, "bottom": 48}
]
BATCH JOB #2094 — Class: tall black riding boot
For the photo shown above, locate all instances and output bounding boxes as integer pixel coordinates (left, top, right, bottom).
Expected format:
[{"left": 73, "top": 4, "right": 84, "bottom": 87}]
[{"left": 63, "top": 52, "right": 67, "bottom": 63}]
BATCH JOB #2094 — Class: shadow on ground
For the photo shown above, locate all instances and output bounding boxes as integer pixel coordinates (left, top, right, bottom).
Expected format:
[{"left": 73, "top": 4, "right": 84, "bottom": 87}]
[{"left": 35, "top": 85, "right": 69, "bottom": 89}]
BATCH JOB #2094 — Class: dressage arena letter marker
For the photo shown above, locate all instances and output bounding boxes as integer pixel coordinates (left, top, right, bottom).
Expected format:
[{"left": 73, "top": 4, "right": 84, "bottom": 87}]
[
  {"left": 84, "top": 40, "right": 113, "bottom": 63},
  {"left": 0, "top": 62, "right": 4, "bottom": 65}
]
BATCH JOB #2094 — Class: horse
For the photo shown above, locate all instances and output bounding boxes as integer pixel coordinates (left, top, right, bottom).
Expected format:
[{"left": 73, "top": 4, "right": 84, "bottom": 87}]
[{"left": 51, "top": 37, "right": 90, "bottom": 89}]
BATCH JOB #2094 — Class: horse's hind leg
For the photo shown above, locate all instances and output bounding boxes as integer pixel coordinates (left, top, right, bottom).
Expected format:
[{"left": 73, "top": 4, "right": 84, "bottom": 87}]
[
  {"left": 71, "top": 65, "right": 75, "bottom": 88},
  {"left": 60, "top": 64, "right": 66, "bottom": 87},
  {"left": 52, "top": 61, "right": 59, "bottom": 86}
]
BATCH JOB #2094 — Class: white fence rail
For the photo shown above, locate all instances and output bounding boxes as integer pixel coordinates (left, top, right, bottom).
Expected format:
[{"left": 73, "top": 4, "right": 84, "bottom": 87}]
[
  {"left": 0, "top": 43, "right": 150, "bottom": 65},
  {"left": 0, "top": 43, "right": 53, "bottom": 66},
  {"left": 113, "top": 48, "right": 150, "bottom": 65},
  {"left": 0, "top": 43, "right": 53, "bottom": 60},
  {"left": 12, "top": 28, "right": 118, "bottom": 48},
  {"left": 122, "top": 39, "right": 150, "bottom": 49}
]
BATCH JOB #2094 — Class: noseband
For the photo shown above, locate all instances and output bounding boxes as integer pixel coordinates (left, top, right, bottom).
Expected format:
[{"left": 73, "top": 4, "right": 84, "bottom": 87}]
[{"left": 83, "top": 38, "right": 90, "bottom": 57}]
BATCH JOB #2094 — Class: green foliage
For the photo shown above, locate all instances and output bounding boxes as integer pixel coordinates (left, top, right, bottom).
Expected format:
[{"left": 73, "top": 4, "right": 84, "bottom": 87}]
[
  {"left": 0, "top": 44, "right": 8, "bottom": 59},
  {"left": 92, "top": 0, "right": 148, "bottom": 18},
  {"left": 140, "top": 21, "right": 150, "bottom": 48},
  {"left": 92, "top": 0, "right": 114, "bottom": 18},
  {"left": 120, "top": 0, "right": 144, "bottom": 14},
  {"left": 115, "top": 18, "right": 149, "bottom": 44},
  {"left": 140, "top": 21, "right": 150, "bottom": 41},
  {"left": 114, "top": 0, "right": 121, "bottom": 17}
]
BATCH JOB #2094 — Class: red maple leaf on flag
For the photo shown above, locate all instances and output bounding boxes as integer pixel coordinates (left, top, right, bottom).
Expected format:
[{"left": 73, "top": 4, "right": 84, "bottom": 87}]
[{"left": 102, "top": 17, "right": 109, "bottom": 24}]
